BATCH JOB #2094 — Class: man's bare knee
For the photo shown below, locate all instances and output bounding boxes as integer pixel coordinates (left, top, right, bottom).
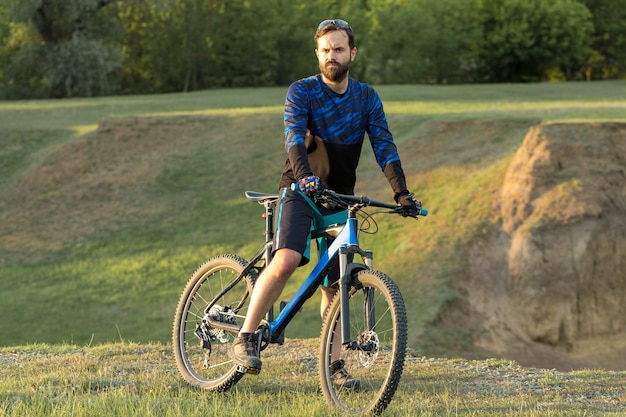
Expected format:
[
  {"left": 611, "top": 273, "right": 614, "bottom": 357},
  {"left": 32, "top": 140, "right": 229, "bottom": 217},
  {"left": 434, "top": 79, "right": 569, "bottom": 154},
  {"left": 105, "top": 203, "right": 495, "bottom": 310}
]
[{"left": 268, "top": 248, "right": 301, "bottom": 277}]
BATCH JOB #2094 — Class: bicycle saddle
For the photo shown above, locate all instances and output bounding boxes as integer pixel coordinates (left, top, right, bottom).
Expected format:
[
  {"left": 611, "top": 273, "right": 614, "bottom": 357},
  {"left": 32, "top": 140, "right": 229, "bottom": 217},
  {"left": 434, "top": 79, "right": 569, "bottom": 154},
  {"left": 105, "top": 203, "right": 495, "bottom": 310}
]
[{"left": 245, "top": 191, "right": 279, "bottom": 203}]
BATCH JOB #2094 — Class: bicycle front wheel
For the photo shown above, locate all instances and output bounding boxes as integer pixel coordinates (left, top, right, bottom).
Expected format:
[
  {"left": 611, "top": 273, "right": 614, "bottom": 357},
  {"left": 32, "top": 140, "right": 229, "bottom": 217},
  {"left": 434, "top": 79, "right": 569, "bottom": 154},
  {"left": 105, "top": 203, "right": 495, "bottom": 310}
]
[
  {"left": 319, "top": 269, "right": 407, "bottom": 416},
  {"left": 172, "top": 254, "right": 256, "bottom": 392}
]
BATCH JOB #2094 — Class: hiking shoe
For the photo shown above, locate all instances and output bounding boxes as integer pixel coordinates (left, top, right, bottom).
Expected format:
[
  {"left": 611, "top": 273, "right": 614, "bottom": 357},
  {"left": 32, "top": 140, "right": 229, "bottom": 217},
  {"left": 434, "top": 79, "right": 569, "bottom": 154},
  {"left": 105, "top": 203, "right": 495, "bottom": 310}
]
[
  {"left": 229, "top": 333, "right": 262, "bottom": 373},
  {"left": 330, "top": 359, "right": 361, "bottom": 391}
]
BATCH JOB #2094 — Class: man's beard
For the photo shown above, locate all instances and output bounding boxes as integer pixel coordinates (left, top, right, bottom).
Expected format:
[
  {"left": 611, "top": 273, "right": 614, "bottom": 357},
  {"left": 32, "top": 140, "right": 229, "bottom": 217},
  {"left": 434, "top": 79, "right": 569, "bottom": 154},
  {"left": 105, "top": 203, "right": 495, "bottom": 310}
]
[{"left": 320, "top": 60, "right": 350, "bottom": 82}]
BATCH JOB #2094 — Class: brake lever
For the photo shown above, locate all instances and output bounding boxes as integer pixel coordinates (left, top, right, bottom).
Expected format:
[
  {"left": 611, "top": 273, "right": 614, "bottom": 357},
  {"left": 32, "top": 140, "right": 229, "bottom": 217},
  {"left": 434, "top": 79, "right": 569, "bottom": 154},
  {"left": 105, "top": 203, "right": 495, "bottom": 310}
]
[
  {"left": 313, "top": 191, "right": 339, "bottom": 209},
  {"left": 393, "top": 205, "right": 429, "bottom": 218}
]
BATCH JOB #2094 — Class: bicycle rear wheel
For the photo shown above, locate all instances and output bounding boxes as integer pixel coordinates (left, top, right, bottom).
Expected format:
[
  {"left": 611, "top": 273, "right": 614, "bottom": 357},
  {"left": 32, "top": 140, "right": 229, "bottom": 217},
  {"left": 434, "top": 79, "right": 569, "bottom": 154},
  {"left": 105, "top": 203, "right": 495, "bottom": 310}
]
[
  {"left": 319, "top": 269, "right": 407, "bottom": 415},
  {"left": 172, "top": 254, "right": 256, "bottom": 392}
]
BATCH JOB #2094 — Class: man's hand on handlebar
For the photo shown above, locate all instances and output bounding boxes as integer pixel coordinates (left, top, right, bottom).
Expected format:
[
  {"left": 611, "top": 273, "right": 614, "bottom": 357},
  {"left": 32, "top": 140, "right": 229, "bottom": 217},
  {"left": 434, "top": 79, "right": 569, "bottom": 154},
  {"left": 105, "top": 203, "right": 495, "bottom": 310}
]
[
  {"left": 397, "top": 192, "right": 422, "bottom": 218},
  {"left": 298, "top": 175, "right": 323, "bottom": 195}
]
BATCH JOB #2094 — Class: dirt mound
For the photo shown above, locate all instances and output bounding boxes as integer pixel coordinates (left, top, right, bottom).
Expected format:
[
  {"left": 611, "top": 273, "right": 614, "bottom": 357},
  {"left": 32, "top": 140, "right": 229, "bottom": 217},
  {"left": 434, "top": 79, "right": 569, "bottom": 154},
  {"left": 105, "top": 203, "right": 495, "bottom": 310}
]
[
  {"left": 466, "top": 123, "right": 626, "bottom": 371},
  {"left": 0, "top": 116, "right": 226, "bottom": 260}
]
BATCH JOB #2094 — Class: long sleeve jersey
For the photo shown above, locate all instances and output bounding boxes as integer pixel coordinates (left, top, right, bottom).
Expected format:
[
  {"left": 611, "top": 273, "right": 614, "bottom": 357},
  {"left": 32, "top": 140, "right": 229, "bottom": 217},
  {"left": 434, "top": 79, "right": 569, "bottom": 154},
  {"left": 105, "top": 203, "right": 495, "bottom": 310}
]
[{"left": 279, "top": 74, "right": 408, "bottom": 197}]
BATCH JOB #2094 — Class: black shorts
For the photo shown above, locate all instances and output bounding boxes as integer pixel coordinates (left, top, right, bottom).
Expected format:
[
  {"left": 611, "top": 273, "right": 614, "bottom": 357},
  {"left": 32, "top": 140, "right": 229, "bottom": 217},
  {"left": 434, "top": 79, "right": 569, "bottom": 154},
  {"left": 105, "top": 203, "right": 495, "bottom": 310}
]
[
  {"left": 274, "top": 188, "right": 345, "bottom": 274},
  {"left": 274, "top": 187, "right": 314, "bottom": 265}
]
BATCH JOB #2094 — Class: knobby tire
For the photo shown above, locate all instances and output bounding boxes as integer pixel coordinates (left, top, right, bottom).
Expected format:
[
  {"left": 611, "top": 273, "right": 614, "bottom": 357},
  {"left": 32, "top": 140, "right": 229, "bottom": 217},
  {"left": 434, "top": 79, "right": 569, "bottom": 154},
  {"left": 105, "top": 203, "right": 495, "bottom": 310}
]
[
  {"left": 172, "top": 254, "right": 256, "bottom": 392},
  {"left": 319, "top": 269, "right": 408, "bottom": 415}
]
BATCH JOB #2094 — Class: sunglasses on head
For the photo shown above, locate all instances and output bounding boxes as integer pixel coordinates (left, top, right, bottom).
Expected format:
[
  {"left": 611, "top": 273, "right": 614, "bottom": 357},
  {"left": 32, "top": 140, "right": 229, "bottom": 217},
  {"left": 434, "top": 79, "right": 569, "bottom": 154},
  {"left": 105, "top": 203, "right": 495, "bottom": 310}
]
[{"left": 317, "top": 19, "right": 351, "bottom": 31}]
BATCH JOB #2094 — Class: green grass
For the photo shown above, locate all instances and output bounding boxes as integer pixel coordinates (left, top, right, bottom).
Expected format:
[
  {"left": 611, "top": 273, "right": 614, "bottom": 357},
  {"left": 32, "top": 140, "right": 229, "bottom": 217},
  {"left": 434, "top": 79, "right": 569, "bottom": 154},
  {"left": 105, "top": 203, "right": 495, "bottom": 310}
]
[
  {"left": 1, "top": 81, "right": 625, "bottom": 131},
  {"left": 1, "top": 80, "right": 625, "bottom": 352},
  {"left": 0, "top": 341, "right": 624, "bottom": 416}
]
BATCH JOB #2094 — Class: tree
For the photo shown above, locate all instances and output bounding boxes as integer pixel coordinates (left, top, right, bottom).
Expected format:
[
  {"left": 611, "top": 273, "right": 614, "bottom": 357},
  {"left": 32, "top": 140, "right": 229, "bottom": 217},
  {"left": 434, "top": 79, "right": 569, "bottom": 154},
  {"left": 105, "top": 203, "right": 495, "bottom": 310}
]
[
  {"left": 2, "top": 0, "right": 618, "bottom": 96},
  {"left": 215, "top": 0, "right": 280, "bottom": 87},
  {"left": 118, "top": 0, "right": 284, "bottom": 93},
  {"left": 115, "top": 0, "right": 160, "bottom": 93},
  {"left": 118, "top": 0, "right": 217, "bottom": 93},
  {"left": 363, "top": 0, "right": 482, "bottom": 84},
  {"left": 271, "top": 0, "right": 325, "bottom": 85},
  {"left": 580, "top": 0, "right": 626, "bottom": 80},
  {"left": 0, "top": 2, "right": 15, "bottom": 97},
  {"left": 479, "top": 0, "right": 594, "bottom": 82},
  {"left": 363, "top": 0, "right": 423, "bottom": 84},
  {"left": 410, "top": 0, "right": 483, "bottom": 84},
  {"left": 4, "top": 0, "right": 122, "bottom": 98}
]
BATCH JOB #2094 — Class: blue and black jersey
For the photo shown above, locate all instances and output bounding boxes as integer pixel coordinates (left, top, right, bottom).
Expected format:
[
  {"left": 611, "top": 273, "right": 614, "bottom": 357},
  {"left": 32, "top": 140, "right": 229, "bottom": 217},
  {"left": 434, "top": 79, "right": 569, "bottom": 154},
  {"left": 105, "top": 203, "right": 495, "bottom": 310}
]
[{"left": 279, "top": 74, "right": 408, "bottom": 198}]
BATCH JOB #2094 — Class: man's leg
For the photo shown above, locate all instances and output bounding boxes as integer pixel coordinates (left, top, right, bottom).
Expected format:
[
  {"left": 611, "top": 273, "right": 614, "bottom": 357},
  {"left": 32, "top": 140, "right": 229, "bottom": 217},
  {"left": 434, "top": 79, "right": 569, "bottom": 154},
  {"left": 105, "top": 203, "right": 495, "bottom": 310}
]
[
  {"left": 320, "top": 285, "right": 361, "bottom": 390},
  {"left": 230, "top": 248, "right": 301, "bottom": 371},
  {"left": 320, "top": 286, "right": 342, "bottom": 363},
  {"left": 240, "top": 248, "right": 301, "bottom": 334}
]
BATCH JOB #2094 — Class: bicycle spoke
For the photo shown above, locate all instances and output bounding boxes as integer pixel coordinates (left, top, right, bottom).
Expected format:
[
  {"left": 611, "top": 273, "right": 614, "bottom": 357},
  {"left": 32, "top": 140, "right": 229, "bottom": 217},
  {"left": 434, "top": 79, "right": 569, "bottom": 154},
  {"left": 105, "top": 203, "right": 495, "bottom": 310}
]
[
  {"left": 319, "top": 269, "right": 407, "bottom": 415},
  {"left": 172, "top": 254, "right": 256, "bottom": 392}
]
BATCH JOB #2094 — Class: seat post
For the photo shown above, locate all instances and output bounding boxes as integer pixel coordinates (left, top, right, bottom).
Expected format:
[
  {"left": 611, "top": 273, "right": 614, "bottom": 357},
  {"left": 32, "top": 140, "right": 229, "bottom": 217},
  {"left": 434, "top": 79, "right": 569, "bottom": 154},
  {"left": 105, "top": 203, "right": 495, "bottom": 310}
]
[
  {"left": 263, "top": 200, "right": 276, "bottom": 334},
  {"left": 264, "top": 202, "right": 274, "bottom": 244},
  {"left": 262, "top": 201, "right": 276, "bottom": 266}
]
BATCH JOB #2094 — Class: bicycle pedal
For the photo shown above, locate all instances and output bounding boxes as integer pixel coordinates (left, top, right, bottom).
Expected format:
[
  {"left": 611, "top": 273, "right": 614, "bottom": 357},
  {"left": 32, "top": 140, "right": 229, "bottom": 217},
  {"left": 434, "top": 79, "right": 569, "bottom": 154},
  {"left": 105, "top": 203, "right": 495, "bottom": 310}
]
[
  {"left": 235, "top": 364, "right": 260, "bottom": 375},
  {"left": 245, "top": 367, "right": 261, "bottom": 375}
]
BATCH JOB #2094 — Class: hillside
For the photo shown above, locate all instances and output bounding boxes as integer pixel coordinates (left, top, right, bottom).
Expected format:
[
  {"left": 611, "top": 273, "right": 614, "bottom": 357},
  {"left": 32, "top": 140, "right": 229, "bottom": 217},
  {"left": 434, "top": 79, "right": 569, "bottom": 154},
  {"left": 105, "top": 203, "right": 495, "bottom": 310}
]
[
  {"left": 0, "top": 114, "right": 534, "bottom": 354},
  {"left": 1, "top": 82, "right": 626, "bottom": 372}
]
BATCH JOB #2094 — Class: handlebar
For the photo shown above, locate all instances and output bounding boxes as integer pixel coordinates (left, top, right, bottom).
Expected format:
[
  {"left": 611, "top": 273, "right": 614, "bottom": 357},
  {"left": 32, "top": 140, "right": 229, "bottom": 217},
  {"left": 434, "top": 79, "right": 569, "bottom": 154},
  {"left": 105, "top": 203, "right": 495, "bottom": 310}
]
[
  {"left": 316, "top": 189, "right": 428, "bottom": 217},
  {"left": 244, "top": 187, "right": 428, "bottom": 218}
]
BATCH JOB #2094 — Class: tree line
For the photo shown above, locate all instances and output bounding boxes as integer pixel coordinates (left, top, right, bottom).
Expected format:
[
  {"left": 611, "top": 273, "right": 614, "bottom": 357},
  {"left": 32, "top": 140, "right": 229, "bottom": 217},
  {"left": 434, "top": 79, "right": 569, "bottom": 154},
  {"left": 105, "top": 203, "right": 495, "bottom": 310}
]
[{"left": 0, "top": 0, "right": 624, "bottom": 99}]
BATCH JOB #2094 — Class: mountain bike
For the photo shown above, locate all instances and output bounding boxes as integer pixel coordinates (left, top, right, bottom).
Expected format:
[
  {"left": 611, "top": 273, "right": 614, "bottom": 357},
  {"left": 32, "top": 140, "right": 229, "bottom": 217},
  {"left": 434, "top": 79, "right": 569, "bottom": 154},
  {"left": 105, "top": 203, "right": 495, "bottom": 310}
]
[{"left": 172, "top": 187, "right": 427, "bottom": 415}]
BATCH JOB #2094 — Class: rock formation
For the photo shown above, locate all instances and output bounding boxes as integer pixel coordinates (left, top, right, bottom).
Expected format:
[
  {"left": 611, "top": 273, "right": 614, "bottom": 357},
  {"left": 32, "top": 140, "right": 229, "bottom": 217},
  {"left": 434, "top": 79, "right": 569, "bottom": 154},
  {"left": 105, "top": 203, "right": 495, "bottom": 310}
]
[{"left": 468, "top": 123, "right": 626, "bottom": 370}]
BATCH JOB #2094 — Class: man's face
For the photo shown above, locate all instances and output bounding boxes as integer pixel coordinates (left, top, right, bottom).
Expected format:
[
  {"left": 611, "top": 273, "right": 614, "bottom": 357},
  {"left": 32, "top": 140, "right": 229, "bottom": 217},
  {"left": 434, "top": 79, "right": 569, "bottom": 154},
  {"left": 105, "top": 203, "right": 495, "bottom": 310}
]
[{"left": 315, "top": 30, "right": 356, "bottom": 83}]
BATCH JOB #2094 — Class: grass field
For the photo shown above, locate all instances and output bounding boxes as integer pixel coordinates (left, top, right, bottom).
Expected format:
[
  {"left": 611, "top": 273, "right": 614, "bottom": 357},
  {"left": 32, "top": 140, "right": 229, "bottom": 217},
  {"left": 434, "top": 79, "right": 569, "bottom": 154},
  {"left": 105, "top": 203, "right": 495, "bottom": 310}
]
[
  {"left": 1, "top": 340, "right": 624, "bottom": 416},
  {"left": 0, "top": 81, "right": 625, "bottom": 415}
]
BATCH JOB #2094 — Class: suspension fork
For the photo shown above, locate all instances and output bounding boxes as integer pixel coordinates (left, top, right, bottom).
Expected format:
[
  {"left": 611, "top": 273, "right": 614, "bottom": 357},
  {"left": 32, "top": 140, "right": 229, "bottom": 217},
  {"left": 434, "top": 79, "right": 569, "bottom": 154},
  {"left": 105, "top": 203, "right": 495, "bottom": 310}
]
[{"left": 338, "top": 245, "right": 374, "bottom": 347}]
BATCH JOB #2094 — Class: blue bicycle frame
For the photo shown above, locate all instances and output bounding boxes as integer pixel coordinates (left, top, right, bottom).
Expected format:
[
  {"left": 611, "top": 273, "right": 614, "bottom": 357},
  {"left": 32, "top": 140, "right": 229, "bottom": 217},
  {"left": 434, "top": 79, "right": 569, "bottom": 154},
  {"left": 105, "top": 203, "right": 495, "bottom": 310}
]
[
  {"left": 204, "top": 187, "right": 410, "bottom": 349},
  {"left": 269, "top": 211, "right": 371, "bottom": 346}
]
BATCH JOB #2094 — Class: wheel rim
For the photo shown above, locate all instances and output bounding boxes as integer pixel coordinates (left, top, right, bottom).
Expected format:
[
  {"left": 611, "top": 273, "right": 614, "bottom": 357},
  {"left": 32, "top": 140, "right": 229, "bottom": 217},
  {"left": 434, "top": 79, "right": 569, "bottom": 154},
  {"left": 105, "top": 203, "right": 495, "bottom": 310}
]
[
  {"left": 320, "top": 272, "right": 407, "bottom": 415},
  {"left": 175, "top": 258, "right": 253, "bottom": 387}
]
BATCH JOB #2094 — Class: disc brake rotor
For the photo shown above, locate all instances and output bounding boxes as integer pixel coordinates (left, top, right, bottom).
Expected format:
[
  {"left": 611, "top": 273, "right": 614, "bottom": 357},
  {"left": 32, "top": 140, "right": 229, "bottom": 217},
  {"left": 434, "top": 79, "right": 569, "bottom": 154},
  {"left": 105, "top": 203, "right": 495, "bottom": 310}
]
[{"left": 357, "top": 331, "right": 380, "bottom": 367}]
